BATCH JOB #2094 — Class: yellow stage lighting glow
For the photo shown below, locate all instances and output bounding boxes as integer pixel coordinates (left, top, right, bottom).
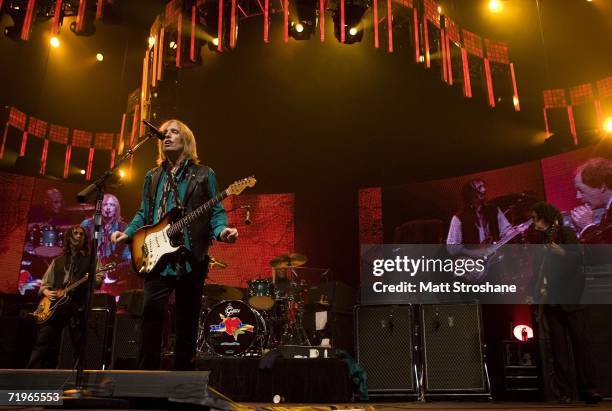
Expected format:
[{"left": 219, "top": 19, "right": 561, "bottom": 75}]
[
  {"left": 118, "top": 169, "right": 126, "bottom": 179},
  {"left": 604, "top": 117, "right": 612, "bottom": 133},
  {"left": 488, "top": 0, "right": 503, "bottom": 13},
  {"left": 349, "top": 27, "right": 358, "bottom": 36},
  {"left": 212, "top": 38, "right": 219, "bottom": 46},
  {"left": 50, "top": 36, "right": 60, "bottom": 48},
  {"left": 437, "top": 5, "right": 442, "bottom": 14},
  {"left": 96, "top": 53, "right": 104, "bottom": 61},
  {"left": 295, "top": 23, "right": 304, "bottom": 33},
  {"left": 148, "top": 36, "right": 155, "bottom": 48}
]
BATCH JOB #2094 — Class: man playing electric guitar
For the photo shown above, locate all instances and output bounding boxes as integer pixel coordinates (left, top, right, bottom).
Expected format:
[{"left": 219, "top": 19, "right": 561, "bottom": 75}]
[
  {"left": 27, "top": 225, "right": 103, "bottom": 369},
  {"left": 111, "top": 119, "right": 238, "bottom": 371}
]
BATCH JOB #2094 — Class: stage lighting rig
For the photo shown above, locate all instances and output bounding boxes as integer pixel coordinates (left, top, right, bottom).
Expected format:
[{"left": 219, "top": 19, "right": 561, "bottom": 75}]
[
  {"left": 288, "top": 0, "right": 318, "bottom": 40},
  {"left": 3, "top": 0, "right": 27, "bottom": 40},
  {"left": 198, "top": 0, "right": 236, "bottom": 52},
  {"left": 68, "top": 0, "right": 97, "bottom": 36},
  {"left": 332, "top": 0, "right": 367, "bottom": 44}
]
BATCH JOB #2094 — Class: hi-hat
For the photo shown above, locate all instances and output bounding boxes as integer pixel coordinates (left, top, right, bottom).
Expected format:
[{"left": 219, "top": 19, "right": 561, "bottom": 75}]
[
  {"left": 270, "top": 253, "right": 308, "bottom": 268},
  {"left": 202, "top": 284, "right": 243, "bottom": 300}
]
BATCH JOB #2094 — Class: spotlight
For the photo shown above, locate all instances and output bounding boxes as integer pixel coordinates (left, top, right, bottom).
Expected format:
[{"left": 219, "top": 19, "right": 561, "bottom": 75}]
[
  {"left": 513, "top": 325, "right": 534, "bottom": 342},
  {"left": 50, "top": 36, "right": 60, "bottom": 48},
  {"left": 212, "top": 37, "right": 219, "bottom": 47},
  {"left": 488, "top": 0, "right": 503, "bottom": 13},
  {"left": 80, "top": 169, "right": 86, "bottom": 175},
  {"left": 148, "top": 36, "right": 156, "bottom": 49},
  {"left": 288, "top": 0, "right": 317, "bottom": 40},
  {"left": 437, "top": 5, "right": 442, "bottom": 14},
  {"left": 96, "top": 53, "right": 104, "bottom": 61},
  {"left": 333, "top": 2, "right": 367, "bottom": 44},
  {"left": 169, "top": 40, "right": 178, "bottom": 50},
  {"left": 118, "top": 169, "right": 126, "bottom": 179},
  {"left": 199, "top": 0, "right": 236, "bottom": 52},
  {"left": 604, "top": 117, "right": 612, "bottom": 133}
]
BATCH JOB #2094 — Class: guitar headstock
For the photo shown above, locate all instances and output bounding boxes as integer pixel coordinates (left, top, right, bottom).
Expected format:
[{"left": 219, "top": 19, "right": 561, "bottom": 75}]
[{"left": 227, "top": 176, "right": 257, "bottom": 196}]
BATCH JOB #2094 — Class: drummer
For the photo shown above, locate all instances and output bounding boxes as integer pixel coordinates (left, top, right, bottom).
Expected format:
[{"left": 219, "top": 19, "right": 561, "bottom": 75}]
[{"left": 28, "top": 188, "right": 73, "bottom": 227}]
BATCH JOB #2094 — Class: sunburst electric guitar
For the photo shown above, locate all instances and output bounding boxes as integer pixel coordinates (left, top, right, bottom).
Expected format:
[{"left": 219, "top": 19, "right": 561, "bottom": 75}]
[
  {"left": 130, "top": 176, "right": 257, "bottom": 277},
  {"left": 32, "top": 262, "right": 116, "bottom": 324}
]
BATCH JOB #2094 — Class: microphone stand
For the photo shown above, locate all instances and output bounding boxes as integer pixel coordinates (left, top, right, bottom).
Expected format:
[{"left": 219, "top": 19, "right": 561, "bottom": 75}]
[{"left": 63, "top": 132, "right": 157, "bottom": 402}]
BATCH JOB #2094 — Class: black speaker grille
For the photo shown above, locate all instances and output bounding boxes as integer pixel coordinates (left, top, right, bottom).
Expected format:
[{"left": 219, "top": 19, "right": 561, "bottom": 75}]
[
  {"left": 111, "top": 313, "right": 141, "bottom": 369},
  {"left": 356, "top": 305, "right": 415, "bottom": 393},
  {"left": 58, "top": 308, "right": 111, "bottom": 369},
  {"left": 421, "top": 304, "right": 485, "bottom": 392}
]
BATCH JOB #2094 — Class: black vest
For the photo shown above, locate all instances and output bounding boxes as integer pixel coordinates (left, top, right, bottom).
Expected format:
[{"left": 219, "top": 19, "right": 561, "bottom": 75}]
[
  {"left": 145, "top": 162, "right": 212, "bottom": 267},
  {"left": 457, "top": 203, "right": 500, "bottom": 244},
  {"left": 52, "top": 253, "right": 90, "bottom": 305}
]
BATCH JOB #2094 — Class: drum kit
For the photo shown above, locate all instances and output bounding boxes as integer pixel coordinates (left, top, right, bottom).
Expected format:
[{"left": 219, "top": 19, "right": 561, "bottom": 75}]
[{"left": 197, "top": 253, "right": 316, "bottom": 357}]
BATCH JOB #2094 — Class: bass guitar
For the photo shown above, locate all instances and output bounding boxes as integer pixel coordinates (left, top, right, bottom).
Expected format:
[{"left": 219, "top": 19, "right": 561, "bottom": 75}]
[
  {"left": 31, "top": 262, "right": 116, "bottom": 324},
  {"left": 130, "top": 176, "right": 256, "bottom": 277}
]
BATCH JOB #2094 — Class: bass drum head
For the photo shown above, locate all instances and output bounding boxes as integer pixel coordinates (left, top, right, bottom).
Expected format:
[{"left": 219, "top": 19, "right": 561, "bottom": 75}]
[{"left": 203, "top": 300, "right": 266, "bottom": 356}]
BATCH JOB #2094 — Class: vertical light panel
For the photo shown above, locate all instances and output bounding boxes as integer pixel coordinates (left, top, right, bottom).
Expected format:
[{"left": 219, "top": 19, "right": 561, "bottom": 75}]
[
  {"left": 413, "top": 8, "right": 420, "bottom": 63},
  {"left": 423, "top": 16, "right": 429, "bottom": 66},
  {"left": 40, "top": 140, "right": 49, "bottom": 175},
  {"left": 52, "top": 0, "right": 63, "bottom": 34},
  {"left": 19, "top": 131, "right": 28, "bottom": 156},
  {"left": 386, "top": 0, "right": 393, "bottom": 53},
  {"left": 141, "top": 51, "right": 150, "bottom": 116},
  {"left": 63, "top": 145, "right": 72, "bottom": 179},
  {"left": 510, "top": 63, "right": 520, "bottom": 111},
  {"left": 191, "top": 5, "right": 197, "bottom": 59},
  {"left": 76, "top": 0, "right": 86, "bottom": 32},
  {"left": 543, "top": 108, "right": 550, "bottom": 136},
  {"left": 373, "top": 0, "right": 379, "bottom": 48},
  {"left": 340, "top": 0, "right": 345, "bottom": 43},
  {"left": 96, "top": 0, "right": 104, "bottom": 19},
  {"left": 567, "top": 106, "right": 578, "bottom": 145},
  {"left": 218, "top": 0, "right": 224, "bottom": 51},
  {"left": 21, "top": 0, "right": 36, "bottom": 40},
  {"left": 110, "top": 149, "right": 116, "bottom": 169},
  {"left": 176, "top": 13, "right": 182, "bottom": 66},
  {"left": 0, "top": 125, "right": 7, "bottom": 159},
  {"left": 320, "top": 0, "right": 325, "bottom": 42},
  {"left": 86, "top": 147, "right": 94, "bottom": 180},
  {"left": 230, "top": 0, "right": 236, "bottom": 48},
  {"left": 157, "top": 28, "right": 165, "bottom": 81},
  {"left": 283, "top": 0, "right": 289, "bottom": 42},
  {"left": 151, "top": 33, "right": 158, "bottom": 87},
  {"left": 484, "top": 58, "right": 495, "bottom": 107},
  {"left": 446, "top": 35, "right": 453, "bottom": 85},
  {"left": 461, "top": 48, "right": 471, "bottom": 97},
  {"left": 441, "top": 29, "right": 447, "bottom": 82},
  {"left": 264, "top": 0, "right": 269, "bottom": 42}
]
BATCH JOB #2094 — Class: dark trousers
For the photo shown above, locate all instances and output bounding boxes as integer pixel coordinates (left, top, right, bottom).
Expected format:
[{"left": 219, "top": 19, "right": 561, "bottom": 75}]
[
  {"left": 544, "top": 305, "right": 597, "bottom": 398},
  {"left": 27, "top": 311, "right": 84, "bottom": 369},
  {"left": 139, "top": 271, "right": 205, "bottom": 370}
]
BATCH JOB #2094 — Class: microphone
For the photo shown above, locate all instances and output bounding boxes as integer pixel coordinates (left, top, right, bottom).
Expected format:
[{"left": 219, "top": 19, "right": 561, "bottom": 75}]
[{"left": 142, "top": 119, "right": 166, "bottom": 141}]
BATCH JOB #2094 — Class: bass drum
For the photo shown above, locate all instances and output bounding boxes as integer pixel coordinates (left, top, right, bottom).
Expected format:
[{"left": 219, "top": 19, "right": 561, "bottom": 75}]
[{"left": 202, "top": 300, "right": 267, "bottom": 356}]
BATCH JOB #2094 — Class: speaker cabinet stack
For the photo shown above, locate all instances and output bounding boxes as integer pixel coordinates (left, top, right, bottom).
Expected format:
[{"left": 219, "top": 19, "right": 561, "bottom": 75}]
[{"left": 355, "top": 303, "right": 490, "bottom": 398}]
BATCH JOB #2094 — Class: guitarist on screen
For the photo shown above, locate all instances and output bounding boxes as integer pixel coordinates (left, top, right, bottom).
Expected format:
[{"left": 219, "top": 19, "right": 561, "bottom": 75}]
[
  {"left": 27, "top": 225, "right": 103, "bottom": 369},
  {"left": 111, "top": 119, "right": 238, "bottom": 371}
]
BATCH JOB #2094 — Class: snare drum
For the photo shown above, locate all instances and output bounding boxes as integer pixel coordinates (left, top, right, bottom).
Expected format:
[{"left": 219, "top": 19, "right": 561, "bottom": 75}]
[
  {"left": 247, "top": 279, "right": 275, "bottom": 310},
  {"left": 202, "top": 300, "right": 267, "bottom": 356}
]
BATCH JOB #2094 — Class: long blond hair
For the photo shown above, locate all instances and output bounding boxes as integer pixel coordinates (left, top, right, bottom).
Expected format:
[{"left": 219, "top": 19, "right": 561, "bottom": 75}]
[{"left": 156, "top": 119, "right": 200, "bottom": 166}]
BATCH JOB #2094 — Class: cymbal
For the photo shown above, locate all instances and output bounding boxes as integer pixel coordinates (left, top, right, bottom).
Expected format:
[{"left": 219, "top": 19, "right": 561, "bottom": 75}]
[
  {"left": 208, "top": 256, "right": 228, "bottom": 269},
  {"left": 270, "top": 253, "right": 308, "bottom": 268},
  {"left": 202, "top": 284, "right": 243, "bottom": 300}
]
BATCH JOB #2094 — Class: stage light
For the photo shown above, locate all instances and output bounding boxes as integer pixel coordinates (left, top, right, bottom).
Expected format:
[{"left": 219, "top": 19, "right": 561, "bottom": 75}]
[
  {"left": 50, "top": 36, "right": 60, "bottom": 48},
  {"left": 288, "top": 0, "right": 318, "bottom": 40},
  {"left": 333, "top": 3, "right": 367, "bottom": 44},
  {"left": 212, "top": 37, "right": 219, "bottom": 47},
  {"left": 295, "top": 23, "right": 304, "bottom": 33},
  {"left": 169, "top": 40, "right": 178, "bottom": 50},
  {"left": 604, "top": 117, "right": 612, "bottom": 133},
  {"left": 513, "top": 324, "right": 534, "bottom": 342},
  {"left": 437, "top": 5, "right": 442, "bottom": 14},
  {"left": 80, "top": 169, "right": 86, "bottom": 175},
  {"left": 488, "top": 0, "right": 503, "bottom": 13},
  {"left": 148, "top": 36, "right": 156, "bottom": 49},
  {"left": 96, "top": 53, "right": 104, "bottom": 61},
  {"left": 118, "top": 169, "right": 126, "bottom": 179}
]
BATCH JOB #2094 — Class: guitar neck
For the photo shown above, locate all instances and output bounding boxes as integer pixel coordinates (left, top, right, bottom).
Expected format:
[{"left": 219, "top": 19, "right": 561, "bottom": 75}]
[
  {"left": 167, "top": 190, "right": 229, "bottom": 237},
  {"left": 63, "top": 274, "right": 89, "bottom": 294}
]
